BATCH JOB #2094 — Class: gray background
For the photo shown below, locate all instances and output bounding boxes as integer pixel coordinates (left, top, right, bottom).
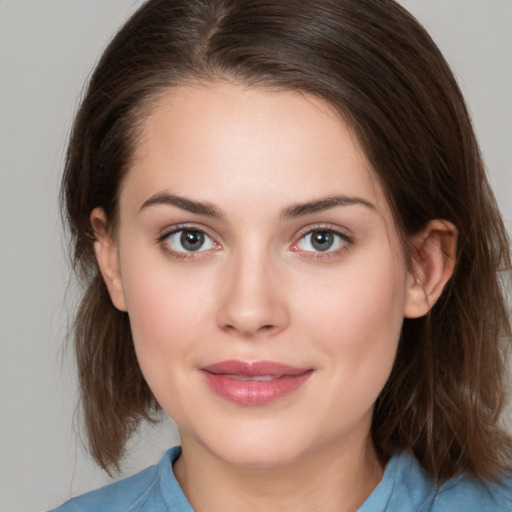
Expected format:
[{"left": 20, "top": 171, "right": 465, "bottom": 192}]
[{"left": 1, "top": 1, "right": 511, "bottom": 511}]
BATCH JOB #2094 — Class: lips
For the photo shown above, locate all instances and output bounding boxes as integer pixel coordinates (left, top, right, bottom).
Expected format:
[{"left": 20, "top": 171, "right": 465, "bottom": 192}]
[{"left": 200, "top": 360, "right": 313, "bottom": 405}]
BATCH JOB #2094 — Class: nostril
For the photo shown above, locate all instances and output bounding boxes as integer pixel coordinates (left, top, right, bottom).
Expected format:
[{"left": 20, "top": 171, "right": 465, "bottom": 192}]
[{"left": 221, "top": 322, "right": 278, "bottom": 337}]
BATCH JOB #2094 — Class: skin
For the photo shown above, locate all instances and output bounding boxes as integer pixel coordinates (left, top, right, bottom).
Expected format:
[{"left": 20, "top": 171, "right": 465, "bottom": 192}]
[{"left": 93, "top": 82, "right": 457, "bottom": 512}]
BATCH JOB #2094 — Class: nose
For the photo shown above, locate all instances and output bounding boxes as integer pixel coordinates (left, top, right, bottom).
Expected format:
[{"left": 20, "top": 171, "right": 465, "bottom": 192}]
[{"left": 216, "top": 248, "right": 290, "bottom": 338}]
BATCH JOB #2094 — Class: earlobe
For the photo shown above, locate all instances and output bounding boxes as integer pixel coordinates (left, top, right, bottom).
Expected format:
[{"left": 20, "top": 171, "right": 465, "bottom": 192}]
[
  {"left": 90, "top": 208, "right": 127, "bottom": 312},
  {"left": 403, "top": 219, "right": 457, "bottom": 319}
]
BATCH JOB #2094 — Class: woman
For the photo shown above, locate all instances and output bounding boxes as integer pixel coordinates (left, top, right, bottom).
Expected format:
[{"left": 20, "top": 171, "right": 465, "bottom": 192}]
[{"left": 53, "top": 0, "right": 512, "bottom": 510}]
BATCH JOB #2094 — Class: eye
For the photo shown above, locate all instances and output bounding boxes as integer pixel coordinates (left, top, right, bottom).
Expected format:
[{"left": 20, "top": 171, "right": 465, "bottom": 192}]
[
  {"left": 295, "top": 229, "right": 348, "bottom": 253},
  {"left": 163, "top": 229, "right": 217, "bottom": 253}
]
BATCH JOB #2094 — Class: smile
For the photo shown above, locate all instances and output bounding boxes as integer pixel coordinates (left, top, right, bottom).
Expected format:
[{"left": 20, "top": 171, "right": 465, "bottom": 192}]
[
  {"left": 200, "top": 360, "right": 313, "bottom": 405},
  {"left": 223, "top": 374, "right": 282, "bottom": 381}
]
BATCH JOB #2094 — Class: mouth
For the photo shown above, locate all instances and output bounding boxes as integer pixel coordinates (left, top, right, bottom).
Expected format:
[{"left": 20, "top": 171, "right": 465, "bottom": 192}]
[{"left": 200, "top": 360, "right": 313, "bottom": 405}]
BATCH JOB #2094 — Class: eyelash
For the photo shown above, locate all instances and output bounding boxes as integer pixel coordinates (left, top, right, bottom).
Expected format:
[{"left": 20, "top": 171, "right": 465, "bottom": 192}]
[
  {"left": 291, "top": 226, "right": 353, "bottom": 259},
  {"left": 157, "top": 225, "right": 353, "bottom": 261},
  {"left": 157, "top": 224, "right": 219, "bottom": 260}
]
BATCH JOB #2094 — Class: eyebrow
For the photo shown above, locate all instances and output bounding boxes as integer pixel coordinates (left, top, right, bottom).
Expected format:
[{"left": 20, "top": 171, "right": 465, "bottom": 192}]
[
  {"left": 140, "top": 192, "right": 224, "bottom": 218},
  {"left": 139, "top": 192, "right": 375, "bottom": 219},
  {"left": 281, "top": 195, "right": 376, "bottom": 219}
]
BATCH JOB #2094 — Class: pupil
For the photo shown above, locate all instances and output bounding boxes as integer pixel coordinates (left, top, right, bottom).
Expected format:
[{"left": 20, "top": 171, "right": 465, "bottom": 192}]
[
  {"left": 311, "top": 231, "right": 333, "bottom": 251},
  {"left": 181, "top": 230, "right": 204, "bottom": 251}
]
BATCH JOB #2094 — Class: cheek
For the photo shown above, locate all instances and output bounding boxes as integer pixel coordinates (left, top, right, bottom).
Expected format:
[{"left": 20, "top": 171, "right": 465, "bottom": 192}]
[
  {"left": 120, "top": 261, "right": 218, "bottom": 424},
  {"left": 125, "top": 274, "right": 179, "bottom": 348},
  {"left": 302, "top": 251, "right": 407, "bottom": 386},
  {"left": 120, "top": 255, "right": 215, "bottom": 372}
]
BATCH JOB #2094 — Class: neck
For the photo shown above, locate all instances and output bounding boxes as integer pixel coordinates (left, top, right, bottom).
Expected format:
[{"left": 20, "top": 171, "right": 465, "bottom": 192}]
[{"left": 173, "top": 436, "right": 384, "bottom": 512}]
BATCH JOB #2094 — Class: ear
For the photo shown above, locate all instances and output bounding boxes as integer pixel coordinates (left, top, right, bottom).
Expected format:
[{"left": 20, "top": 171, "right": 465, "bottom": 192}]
[
  {"left": 403, "top": 219, "right": 457, "bottom": 319},
  {"left": 90, "top": 207, "right": 127, "bottom": 312}
]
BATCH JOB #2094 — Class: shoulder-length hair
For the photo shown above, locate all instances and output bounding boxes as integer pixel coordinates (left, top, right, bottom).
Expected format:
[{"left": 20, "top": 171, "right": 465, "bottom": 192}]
[{"left": 62, "top": 0, "right": 512, "bottom": 479}]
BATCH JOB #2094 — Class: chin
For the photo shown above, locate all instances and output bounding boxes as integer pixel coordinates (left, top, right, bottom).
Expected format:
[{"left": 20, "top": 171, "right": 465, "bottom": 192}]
[
  {"left": 198, "top": 424, "right": 321, "bottom": 469},
  {"left": 218, "top": 444, "right": 304, "bottom": 469}
]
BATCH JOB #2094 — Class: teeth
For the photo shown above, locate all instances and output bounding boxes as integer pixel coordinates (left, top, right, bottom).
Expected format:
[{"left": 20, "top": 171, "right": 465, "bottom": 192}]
[{"left": 225, "top": 374, "right": 281, "bottom": 381}]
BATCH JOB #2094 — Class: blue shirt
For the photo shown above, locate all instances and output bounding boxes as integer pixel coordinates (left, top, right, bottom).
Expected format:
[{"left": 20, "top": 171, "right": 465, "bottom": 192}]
[{"left": 51, "top": 446, "right": 512, "bottom": 511}]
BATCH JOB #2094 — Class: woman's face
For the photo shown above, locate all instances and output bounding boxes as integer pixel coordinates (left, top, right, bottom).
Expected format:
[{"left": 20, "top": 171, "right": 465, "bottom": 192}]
[{"left": 103, "top": 82, "right": 415, "bottom": 468}]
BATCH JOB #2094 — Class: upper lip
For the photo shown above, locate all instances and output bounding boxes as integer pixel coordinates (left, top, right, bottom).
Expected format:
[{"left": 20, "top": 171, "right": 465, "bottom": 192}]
[{"left": 200, "top": 360, "right": 311, "bottom": 377}]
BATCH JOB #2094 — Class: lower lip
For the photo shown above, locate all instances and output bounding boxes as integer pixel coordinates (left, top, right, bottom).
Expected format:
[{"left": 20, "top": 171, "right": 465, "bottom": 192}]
[{"left": 201, "top": 370, "right": 313, "bottom": 405}]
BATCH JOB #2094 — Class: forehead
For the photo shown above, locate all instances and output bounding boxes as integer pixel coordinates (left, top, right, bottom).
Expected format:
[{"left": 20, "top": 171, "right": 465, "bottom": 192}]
[{"left": 121, "top": 81, "right": 390, "bottom": 219}]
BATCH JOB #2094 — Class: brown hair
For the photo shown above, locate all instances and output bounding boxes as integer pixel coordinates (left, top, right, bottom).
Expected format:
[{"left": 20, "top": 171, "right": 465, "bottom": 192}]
[{"left": 62, "top": 0, "right": 512, "bottom": 479}]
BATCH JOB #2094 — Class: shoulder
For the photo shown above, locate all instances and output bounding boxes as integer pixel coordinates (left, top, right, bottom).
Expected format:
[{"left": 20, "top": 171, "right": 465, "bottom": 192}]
[
  {"left": 49, "top": 446, "right": 190, "bottom": 512},
  {"left": 432, "top": 471, "right": 512, "bottom": 512},
  {"left": 361, "top": 450, "right": 512, "bottom": 512},
  {"left": 49, "top": 464, "right": 160, "bottom": 512}
]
